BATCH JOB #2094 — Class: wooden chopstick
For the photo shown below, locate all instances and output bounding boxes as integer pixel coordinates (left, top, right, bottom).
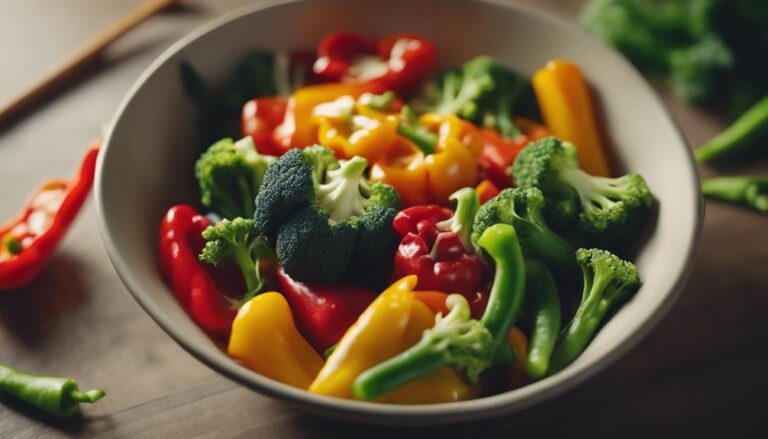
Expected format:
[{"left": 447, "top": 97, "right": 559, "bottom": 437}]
[{"left": 0, "top": 0, "right": 181, "bottom": 125}]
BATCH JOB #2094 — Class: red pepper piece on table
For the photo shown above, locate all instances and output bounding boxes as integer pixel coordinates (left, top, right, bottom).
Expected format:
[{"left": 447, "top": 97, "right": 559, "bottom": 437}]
[
  {"left": 313, "top": 31, "right": 439, "bottom": 95},
  {"left": 391, "top": 190, "right": 488, "bottom": 317},
  {"left": 276, "top": 267, "right": 378, "bottom": 353},
  {"left": 0, "top": 141, "right": 99, "bottom": 290},
  {"left": 158, "top": 205, "right": 236, "bottom": 338}
]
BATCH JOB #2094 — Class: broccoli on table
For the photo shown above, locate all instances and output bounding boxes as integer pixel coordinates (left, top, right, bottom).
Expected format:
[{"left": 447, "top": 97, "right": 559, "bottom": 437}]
[
  {"left": 195, "top": 136, "right": 275, "bottom": 220},
  {"left": 512, "top": 137, "right": 654, "bottom": 246},
  {"left": 253, "top": 145, "right": 400, "bottom": 284},
  {"left": 411, "top": 56, "right": 530, "bottom": 138},
  {"left": 199, "top": 217, "right": 269, "bottom": 301},
  {"left": 549, "top": 248, "right": 640, "bottom": 372},
  {"left": 472, "top": 187, "right": 576, "bottom": 275},
  {"left": 580, "top": 0, "right": 768, "bottom": 115}
]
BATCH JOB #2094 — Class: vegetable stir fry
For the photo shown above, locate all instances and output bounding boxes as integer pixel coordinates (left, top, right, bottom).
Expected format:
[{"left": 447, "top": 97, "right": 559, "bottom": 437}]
[{"left": 159, "top": 32, "right": 656, "bottom": 404}]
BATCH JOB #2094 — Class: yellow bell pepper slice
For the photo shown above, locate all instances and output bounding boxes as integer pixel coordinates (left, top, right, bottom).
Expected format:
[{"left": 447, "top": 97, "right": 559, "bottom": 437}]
[
  {"left": 533, "top": 59, "right": 611, "bottom": 177},
  {"left": 421, "top": 113, "right": 483, "bottom": 204},
  {"left": 309, "top": 276, "right": 415, "bottom": 398},
  {"left": 309, "top": 276, "right": 472, "bottom": 403},
  {"left": 314, "top": 95, "right": 401, "bottom": 162},
  {"left": 275, "top": 83, "right": 378, "bottom": 149},
  {"left": 228, "top": 292, "right": 324, "bottom": 389},
  {"left": 381, "top": 299, "right": 472, "bottom": 404}
]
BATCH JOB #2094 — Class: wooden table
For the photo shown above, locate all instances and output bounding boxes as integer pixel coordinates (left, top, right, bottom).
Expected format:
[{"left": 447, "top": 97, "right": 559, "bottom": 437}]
[{"left": 1, "top": 0, "right": 766, "bottom": 437}]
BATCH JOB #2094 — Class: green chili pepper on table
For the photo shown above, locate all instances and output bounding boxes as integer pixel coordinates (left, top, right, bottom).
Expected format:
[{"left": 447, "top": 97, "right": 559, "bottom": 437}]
[
  {"left": 695, "top": 95, "right": 768, "bottom": 165},
  {"left": 352, "top": 223, "right": 526, "bottom": 401},
  {"left": 0, "top": 364, "right": 105, "bottom": 418},
  {"left": 523, "top": 259, "right": 561, "bottom": 380},
  {"left": 701, "top": 175, "right": 768, "bottom": 213}
]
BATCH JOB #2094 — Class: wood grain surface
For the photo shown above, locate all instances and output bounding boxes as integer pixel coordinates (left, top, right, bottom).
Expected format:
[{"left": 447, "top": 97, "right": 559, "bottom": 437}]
[{"left": 1, "top": 1, "right": 766, "bottom": 437}]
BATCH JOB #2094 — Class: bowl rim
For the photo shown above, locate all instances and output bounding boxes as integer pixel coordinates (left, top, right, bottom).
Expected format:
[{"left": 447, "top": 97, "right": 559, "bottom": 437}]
[{"left": 96, "top": 0, "right": 704, "bottom": 424}]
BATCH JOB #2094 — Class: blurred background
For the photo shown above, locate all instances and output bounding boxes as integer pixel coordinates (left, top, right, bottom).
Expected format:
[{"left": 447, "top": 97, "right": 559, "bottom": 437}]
[{"left": 0, "top": 0, "right": 766, "bottom": 437}]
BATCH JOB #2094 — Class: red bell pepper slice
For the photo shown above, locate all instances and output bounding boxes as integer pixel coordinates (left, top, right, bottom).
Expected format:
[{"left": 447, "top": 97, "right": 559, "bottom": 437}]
[
  {"left": 276, "top": 267, "right": 377, "bottom": 353},
  {"left": 158, "top": 205, "right": 236, "bottom": 338},
  {"left": 478, "top": 128, "right": 527, "bottom": 189},
  {"left": 0, "top": 141, "right": 99, "bottom": 290},
  {"left": 241, "top": 96, "right": 289, "bottom": 156},
  {"left": 313, "top": 31, "right": 439, "bottom": 95},
  {"left": 391, "top": 205, "right": 488, "bottom": 317},
  {"left": 479, "top": 118, "right": 552, "bottom": 189}
]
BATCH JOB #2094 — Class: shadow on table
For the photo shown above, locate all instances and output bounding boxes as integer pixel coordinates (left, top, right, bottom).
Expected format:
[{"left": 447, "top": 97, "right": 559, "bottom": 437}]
[
  {"left": 0, "top": 253, "right": 89, "bottom": 346},
  {"left": 0, "top": 393, "right": 90, "bottom": 435}
]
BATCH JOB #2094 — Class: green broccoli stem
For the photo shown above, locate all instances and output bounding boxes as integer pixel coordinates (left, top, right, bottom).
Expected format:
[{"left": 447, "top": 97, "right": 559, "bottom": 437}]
[
  {"left": 352, "top": 340, "right": 447, "bottom": 401},
  {"left": 237, "top": 176, "right": 255, "bottom": 220},
  {"left": 484, "top": 83, "right": 522, "bottom": 139},
  {"left": 477, "top": 223, "right": 526, "bottom": 353},
  {"left": 549, "top": 269, "right": 615, "bottom": 373},
  {"left": 396, "top": 106, "right": 437, "bottom": 155},
  {"left": 695, "top": 95, "right": 768, "bottom": 164},
  {"left": 316, "top": 156, "right": 370, "bottom": 223},
  {"left": 524, "top": 260, "right": 561, "bottom": 380},
  {"left": 701, "top": 175, "right": 768, "bottom": 212},
  {"left": 436, "top": 188, "right": 480, "bottom": 253},
  {"left": 233, "top": 244, "right": 260, "bottom": 293},
  {"left": 211, "top": 189, "right": 242, "bottom": 220}
]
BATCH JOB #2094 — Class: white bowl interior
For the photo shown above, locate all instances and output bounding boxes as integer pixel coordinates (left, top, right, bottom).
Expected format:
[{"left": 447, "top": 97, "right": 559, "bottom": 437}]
[{"left": 97, "top": 0, "right": 701, "bottom": 425}]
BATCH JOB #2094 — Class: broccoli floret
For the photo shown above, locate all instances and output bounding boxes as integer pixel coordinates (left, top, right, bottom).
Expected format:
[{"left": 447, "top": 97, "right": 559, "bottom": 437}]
[
  {"left": 302, "top": 144, "right": 340, "bottom": 189},
  {"left": 345, "top": 203, "right": 399, "bottom": 289},
  {"left": 353, "top": 294, "right": 494, "bottom": 400},
  {"left": 253, "top": 146, "right": 400, "bottom": 283},
  {"left": 668, "top": 34, "right": 733, "bottom": 103},
  {"left": 512, "top": 137, "right": 654, "bottom": 245},
  {"left": 275, "top": 204, "right": 358, "bottom": 282},
  {"left": 434, "top": 187, "right": 480, "bottom": 253},
  {"left": 550, "top": 248, "right": 640, "bottom": 372},
  {"left": 412, "top": 57, "right": 494, "bottom": 120},
  {"left": 252, "top": 148, "right": 322, "bottom": 244},
  {"left": 411, "top": 56, "right": 530, "bottom": 138},
  {"left": 473, "top": 188, "right": 576, "bottom": 275},
  {"left": 199, "top": 218, "right": 264, "bottom": 296},
  {"left": 195, "top": 137, "right": 275, "bottom": 219}
]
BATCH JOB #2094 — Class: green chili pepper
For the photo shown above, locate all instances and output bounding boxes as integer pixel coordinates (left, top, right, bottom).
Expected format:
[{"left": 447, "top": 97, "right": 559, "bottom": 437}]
[
  {"left": 478, "top": 223, "right": 527, "bottom": 351},
  {"left": 695, "top": 95, "right": 768, "bottom": 164},
  {"left": 352, "top": 223, "right": 525, "bottom": 401},
  {"left": 0, "top": 364, "right": 105, "bottom": 418},
  {"left": 523, "top": 259, "right": 561, "bottom": 380},
  {"left": 701, "top": 175, "right": 768, "bottom": 213},
  {"left": 396, "top": 106, "right": 438, "bottom": 155}
]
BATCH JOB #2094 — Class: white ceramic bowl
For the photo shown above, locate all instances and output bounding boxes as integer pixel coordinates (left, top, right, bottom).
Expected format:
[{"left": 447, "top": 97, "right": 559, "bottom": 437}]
[{"left": 96, "top": 0, "right": 702, "bottom": 425}]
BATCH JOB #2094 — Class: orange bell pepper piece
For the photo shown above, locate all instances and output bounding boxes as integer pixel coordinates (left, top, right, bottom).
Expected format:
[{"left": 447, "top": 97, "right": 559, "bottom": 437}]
[
  {"left": 476, "top": 179, "right": 501, "bottom": 204},
  {"left": 506, "top": 326, "right": 529, "bottom": 390},
  {"left": 371, "top": 113, "right": 483, "bottom": 207},
  {"left": 533, "top": 59, "right": 611, "bottom": 176}
]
